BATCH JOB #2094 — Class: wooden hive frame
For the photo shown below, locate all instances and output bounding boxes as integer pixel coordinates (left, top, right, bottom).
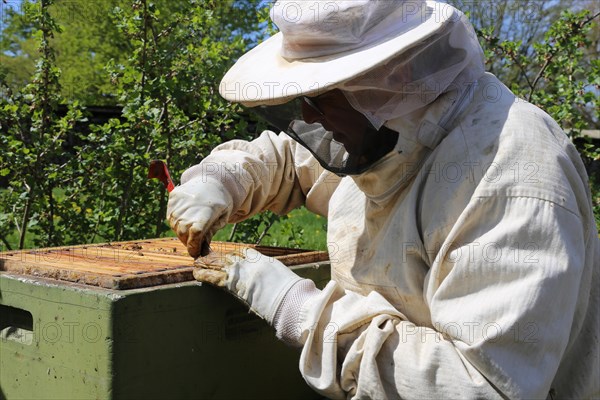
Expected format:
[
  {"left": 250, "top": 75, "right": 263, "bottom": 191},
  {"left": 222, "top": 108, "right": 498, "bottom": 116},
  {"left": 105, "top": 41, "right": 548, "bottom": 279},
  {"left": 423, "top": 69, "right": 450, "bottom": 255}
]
[{"left": 0, "top": 238, "right": 329, "bottom": 290}]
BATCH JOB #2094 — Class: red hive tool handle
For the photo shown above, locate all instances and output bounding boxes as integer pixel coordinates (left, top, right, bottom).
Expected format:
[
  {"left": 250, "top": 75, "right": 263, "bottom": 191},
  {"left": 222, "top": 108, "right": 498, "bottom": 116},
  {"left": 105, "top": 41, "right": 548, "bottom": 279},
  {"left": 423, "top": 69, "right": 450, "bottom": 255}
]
[{"left": 148, "top": 160, "right": 175, "bottom": 192}]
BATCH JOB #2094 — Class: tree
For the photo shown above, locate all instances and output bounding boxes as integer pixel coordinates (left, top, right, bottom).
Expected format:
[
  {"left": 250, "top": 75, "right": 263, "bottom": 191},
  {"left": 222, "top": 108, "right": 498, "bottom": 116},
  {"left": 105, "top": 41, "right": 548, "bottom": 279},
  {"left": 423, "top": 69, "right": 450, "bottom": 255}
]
[
  {"left": 450, "top": 0, "right": 599, "bottom": 225},
  {"left": 1, "top": 0, "right": 267, "bottom": 105},
  {"left": 79, "top": 0, "right": 255, "bottom": 242},
  {"left": 0, "top": 0, "right": 265, "bottom": 249},
  {"left": 1, "top": 1, "right": 597, "bottom": 250},
  {"left": 0, "top": 0, "right": 84, "bottom": 249},
  {"left": 449, "top": 0, "right": 599, "bottom": 131}
]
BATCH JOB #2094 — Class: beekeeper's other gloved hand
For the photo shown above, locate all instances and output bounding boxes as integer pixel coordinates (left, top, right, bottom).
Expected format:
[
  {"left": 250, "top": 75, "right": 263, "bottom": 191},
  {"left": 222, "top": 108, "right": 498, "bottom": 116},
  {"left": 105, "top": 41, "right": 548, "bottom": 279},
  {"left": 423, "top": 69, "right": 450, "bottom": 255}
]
[
  {"left": 194, "top": 247, "right": 303, "bottom": 324},
  {"left": 167, "top": 176, "right": 233, "bottom": 258}
]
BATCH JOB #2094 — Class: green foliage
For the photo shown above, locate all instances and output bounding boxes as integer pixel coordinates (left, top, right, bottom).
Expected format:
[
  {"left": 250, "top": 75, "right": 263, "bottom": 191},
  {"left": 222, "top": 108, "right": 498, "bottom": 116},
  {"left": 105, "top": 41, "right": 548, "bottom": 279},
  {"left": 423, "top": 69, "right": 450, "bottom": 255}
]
[
  {"left": 214, "top": 207, "right": 328, "bottom": 250},
  {"left": 2, "top": 0, "right": 122, "bottom": 104},
  {"left": 0, "top": 0, "right": 85, "bottom": 249},
  {"left": 479, "top": 10, "right": 598, "bottom": 132},
  {"left": 227, "top": 211, "right": 282, "bottom": 245},
  {"left": 1, "top": 0, "right": 266, "bottom": 105},
  {"left": 82, "top": 0, "right": 242, "bottom": 241},
  {"left": 0, "top": 1, "right": 597, "bottom": 252},
  {"left": 0, "top": 0, "right": 261, "bottom": 249},
  {"left": 473, "top": 7, "right": 599, "bottom": 227}
]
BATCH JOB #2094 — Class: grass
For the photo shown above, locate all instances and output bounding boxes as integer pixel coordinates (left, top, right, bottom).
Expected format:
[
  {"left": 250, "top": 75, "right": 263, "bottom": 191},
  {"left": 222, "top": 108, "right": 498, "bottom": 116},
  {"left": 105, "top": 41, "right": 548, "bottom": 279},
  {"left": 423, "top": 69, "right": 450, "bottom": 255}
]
[
  {"left": 213, "top": 206, "right": 328, "bottom": 251},
  {"left": 2, "top": 230, "right": 35, "bottom": 252}
]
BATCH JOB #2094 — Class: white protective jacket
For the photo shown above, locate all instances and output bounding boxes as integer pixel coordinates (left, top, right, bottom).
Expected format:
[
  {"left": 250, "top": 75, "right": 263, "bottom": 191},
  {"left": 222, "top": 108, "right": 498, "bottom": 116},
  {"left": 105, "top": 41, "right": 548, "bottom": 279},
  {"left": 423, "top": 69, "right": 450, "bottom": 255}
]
[{"left": 183, "top": 73, "right": 599, "bottom": 399}]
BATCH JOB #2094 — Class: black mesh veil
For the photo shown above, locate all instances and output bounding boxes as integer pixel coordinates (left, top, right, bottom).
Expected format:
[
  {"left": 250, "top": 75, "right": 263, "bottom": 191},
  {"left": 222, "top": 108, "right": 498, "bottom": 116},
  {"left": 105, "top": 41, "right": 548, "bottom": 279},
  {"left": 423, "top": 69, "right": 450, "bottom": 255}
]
[{"left": 250, "top": 99, "right": 394, "bottom": 177}]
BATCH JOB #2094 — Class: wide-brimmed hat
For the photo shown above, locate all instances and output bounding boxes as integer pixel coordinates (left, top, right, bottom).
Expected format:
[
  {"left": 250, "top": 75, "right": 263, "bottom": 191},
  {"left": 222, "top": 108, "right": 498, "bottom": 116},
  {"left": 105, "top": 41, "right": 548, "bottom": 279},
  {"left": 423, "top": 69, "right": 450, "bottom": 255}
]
[{"left": 219, "top": 0, "right": 458, "bottom": 107}]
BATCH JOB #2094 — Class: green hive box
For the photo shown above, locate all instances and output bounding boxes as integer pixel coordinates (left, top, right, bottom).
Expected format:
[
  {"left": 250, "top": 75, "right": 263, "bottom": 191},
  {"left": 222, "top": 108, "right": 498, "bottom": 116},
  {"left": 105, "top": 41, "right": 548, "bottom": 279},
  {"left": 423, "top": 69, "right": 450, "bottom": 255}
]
[{"left": 0, "top": 239, "right": 330, "bottom": 400}]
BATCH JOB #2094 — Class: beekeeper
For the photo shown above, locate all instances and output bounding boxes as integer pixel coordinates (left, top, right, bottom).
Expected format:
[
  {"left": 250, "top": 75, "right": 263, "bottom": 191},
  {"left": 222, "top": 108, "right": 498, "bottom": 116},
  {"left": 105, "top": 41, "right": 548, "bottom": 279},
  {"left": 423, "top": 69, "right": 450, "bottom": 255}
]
[{"left": 167, "top": 1, "right": 599, "bottom": 398}]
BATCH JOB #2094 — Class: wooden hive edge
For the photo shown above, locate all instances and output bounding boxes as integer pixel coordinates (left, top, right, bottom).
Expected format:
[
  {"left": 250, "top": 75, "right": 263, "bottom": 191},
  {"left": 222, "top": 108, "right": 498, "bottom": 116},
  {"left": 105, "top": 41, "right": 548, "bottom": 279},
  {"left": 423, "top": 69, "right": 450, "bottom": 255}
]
[{"left": 0, "top": 239, "right": 329, "bottom": 290}]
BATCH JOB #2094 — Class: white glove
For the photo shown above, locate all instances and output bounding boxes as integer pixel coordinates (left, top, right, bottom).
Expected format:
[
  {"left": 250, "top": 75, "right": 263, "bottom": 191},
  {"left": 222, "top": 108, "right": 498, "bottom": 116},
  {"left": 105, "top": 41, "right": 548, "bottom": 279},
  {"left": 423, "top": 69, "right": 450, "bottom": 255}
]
[
  {"left": 194, "top": 247, "right": 303, "bottom": 324},
  {"left": 167, "top": 177, "right": 233, "bottom": 258}
]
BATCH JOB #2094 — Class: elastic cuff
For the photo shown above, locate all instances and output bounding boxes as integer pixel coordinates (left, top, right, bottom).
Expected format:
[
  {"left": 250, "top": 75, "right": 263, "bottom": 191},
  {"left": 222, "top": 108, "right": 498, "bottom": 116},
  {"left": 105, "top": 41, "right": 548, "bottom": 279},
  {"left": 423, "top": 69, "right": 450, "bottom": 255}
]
[{"left": 273, "top": 279, "right": 321, "bottom": 346}]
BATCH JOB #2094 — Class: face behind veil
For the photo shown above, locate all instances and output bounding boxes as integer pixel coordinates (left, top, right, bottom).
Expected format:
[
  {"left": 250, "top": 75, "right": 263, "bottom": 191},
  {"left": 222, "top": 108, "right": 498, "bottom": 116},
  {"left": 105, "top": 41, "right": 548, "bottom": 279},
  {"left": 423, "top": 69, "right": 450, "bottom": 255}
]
[{"left": 253, "top": 12, "right": 485, "bottom": 176}]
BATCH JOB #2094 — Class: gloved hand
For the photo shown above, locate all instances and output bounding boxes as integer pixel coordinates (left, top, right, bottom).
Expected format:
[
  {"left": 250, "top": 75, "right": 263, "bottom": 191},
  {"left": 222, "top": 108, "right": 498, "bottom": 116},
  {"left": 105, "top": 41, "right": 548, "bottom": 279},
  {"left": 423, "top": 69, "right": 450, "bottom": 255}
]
[
  {"left": 167, "top": 177, "right": 233, "bottom": 258},
  {"left": 194, "top": 247, "right": 303, "bottom": 324}
]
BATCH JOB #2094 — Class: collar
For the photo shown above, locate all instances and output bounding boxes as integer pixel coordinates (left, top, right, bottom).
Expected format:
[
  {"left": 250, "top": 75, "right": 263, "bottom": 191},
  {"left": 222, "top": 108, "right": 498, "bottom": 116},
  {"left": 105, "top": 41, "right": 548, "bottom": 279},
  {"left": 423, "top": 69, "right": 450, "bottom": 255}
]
[{"left": 349, "top": 86, "right": 475, "bottom": 202}]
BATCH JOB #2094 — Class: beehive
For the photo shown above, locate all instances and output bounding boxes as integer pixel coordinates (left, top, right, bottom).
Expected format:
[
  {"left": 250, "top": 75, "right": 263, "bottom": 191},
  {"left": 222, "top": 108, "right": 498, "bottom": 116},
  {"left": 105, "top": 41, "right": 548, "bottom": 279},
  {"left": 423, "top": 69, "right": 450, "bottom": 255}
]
[
  {"left": 0, "top": 238, "right": 330, "bottom": 400},
  {"left": 0, "top": 238, "right": 328, "bottom": 290}
]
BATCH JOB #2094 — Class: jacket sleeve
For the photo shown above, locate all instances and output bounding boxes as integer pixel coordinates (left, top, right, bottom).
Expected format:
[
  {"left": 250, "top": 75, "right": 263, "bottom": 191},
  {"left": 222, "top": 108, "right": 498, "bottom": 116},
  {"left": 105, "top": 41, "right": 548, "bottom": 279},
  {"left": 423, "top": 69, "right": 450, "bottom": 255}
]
[
  {"left": 180, "top": 130, "right": 340, "bottom": 220},
  {"left": 280, "top": 194, "right": 587, "bottom": 399}
]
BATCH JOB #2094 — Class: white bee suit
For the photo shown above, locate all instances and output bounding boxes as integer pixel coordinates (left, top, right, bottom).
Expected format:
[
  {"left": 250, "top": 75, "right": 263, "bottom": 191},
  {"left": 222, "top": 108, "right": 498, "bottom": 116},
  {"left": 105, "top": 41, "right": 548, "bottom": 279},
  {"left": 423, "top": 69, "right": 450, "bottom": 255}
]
[
  {"left": 171, "top": 0, "right": 598, "bottom": 397},
  {"left": 179, "top": 72, "right": 599, "bottom": 399}
]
